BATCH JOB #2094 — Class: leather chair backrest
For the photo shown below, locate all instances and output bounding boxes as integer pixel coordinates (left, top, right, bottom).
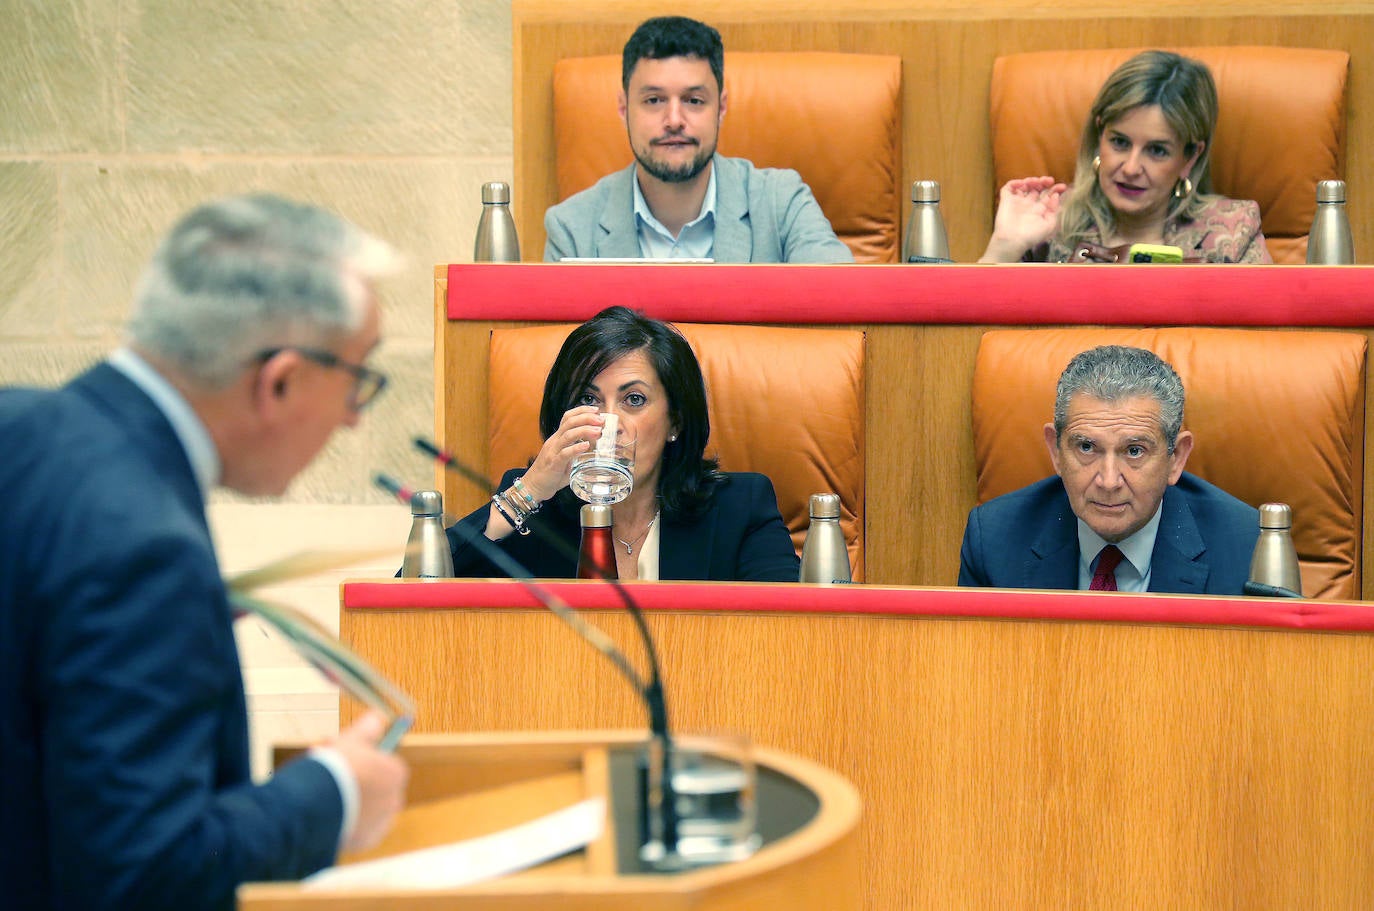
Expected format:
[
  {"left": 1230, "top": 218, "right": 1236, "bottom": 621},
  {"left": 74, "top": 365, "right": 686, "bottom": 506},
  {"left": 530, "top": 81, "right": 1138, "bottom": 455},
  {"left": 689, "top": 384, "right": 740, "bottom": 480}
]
[
  {"left": 553, "top": 52, "right": 902, "bottom": 263},
  {"left": 489, "top": 323, "right": 866, "bottom": 579},
  {"left": 972, "top": 328, "right": 1366, "bottom": 600},
  {"left": 990, "top": 47, "right": 1349, "bottom": 264}
]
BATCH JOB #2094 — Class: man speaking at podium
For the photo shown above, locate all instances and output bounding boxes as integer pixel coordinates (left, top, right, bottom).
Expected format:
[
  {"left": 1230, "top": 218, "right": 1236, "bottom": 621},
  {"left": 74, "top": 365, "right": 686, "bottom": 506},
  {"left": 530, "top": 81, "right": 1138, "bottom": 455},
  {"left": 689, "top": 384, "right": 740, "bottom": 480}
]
[
  {"left": 958, "top": 346, "right": 1258, "bottom": 594},
  {"left": 543, "top": 15, "right": 853, "bottom": 264},
  {"left": 0, "top": 195, "right": 409, "bottom": 909}
]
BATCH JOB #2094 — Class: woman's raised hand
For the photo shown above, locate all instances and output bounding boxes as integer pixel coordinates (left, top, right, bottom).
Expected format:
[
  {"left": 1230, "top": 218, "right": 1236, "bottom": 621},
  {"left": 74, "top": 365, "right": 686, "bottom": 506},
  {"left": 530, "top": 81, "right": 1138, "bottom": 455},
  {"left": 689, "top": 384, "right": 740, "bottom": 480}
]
[
  {"left": 978, "top": 177, "right": 1068, "bottom": 263},
  {"left": 518, "top": 406, "right": 605, "bottom": 503}
]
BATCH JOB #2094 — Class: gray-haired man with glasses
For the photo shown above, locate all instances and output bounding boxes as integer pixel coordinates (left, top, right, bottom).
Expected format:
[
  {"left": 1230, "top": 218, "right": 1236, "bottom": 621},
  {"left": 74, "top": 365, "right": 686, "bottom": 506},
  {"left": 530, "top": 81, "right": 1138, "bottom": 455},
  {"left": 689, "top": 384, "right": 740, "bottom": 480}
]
[{"left": 0, "top": 194, "right": 409, "bottom": 910}]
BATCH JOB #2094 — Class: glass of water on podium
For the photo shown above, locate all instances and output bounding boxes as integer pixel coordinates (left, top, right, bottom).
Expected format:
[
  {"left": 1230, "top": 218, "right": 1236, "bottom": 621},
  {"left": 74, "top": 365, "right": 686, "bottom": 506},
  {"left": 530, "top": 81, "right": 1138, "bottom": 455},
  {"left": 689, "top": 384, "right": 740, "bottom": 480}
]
[
  {"left": 641, "top": 732, "right": 762, "bottom": 869},
  {"left": 569, "top": 414, "right": 635, "bottom": 505}
]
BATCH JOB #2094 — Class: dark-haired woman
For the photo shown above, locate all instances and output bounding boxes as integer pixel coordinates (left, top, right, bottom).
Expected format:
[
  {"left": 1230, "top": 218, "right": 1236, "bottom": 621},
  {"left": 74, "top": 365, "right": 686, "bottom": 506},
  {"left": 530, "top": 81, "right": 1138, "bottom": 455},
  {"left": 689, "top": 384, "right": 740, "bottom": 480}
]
[
  {"left": 447, "top": 306, "right": 799, "bottom": 582},
  {"left": 979, "top": 49, "right": 1272, "bottom": 264}
]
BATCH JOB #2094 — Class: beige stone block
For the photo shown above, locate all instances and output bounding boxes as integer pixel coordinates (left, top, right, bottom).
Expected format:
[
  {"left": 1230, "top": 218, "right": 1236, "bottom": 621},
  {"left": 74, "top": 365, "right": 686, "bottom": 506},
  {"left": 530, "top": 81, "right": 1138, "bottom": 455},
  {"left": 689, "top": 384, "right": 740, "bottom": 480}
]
[
  {"left": 0, "top": 342, "right": 105, "bottom": 387},
  {"left": 125, "top": 0, "right": 512, "bottom": 157},
  {"left": 0, "top": 2, "right": 123, "bottom": 153},
  {"left": 213, "top": 502, "right": 409, "bottom": 778},
  {"left": 0, "top": 163, "right": 62, "bottom": 339},
  {"left": 61, "top": 163, "right": 232, "bottom": 339},
  {"left": 363, "top": 340, "right": 444, "bottom": 501},
  {"left": 54, "top": 161, "right": 532, "bottom": 504},
  {"left": 210, "top": 501, "right": 407, "bottom": 575},
  {"left": 60, "top": 158, "right": 509, "bottom": 346}
]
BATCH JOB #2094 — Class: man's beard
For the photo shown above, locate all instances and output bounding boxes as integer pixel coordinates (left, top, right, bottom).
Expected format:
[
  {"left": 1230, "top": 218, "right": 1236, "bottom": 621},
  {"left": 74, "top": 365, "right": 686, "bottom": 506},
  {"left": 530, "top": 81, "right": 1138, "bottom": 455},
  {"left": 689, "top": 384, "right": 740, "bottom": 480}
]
[{"left": 634, "top": 138, "right": 714, "bottom": 184}]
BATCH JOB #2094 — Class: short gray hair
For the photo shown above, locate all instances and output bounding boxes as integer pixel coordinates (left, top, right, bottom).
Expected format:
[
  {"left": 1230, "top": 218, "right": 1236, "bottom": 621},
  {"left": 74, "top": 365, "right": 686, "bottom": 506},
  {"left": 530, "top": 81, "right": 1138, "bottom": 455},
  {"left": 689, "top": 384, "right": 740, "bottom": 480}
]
[
  {"left": 1052, "top": 345, "right": 1186, "bottom": 451},
  {"left": 127, "top": 194, "right": 401, "bottom": 389}
]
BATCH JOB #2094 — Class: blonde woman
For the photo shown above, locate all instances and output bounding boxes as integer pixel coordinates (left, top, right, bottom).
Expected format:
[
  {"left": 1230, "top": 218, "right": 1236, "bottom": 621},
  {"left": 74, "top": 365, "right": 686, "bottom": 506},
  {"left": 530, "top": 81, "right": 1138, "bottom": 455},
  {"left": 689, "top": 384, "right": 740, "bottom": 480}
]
[{"left": 980, "top": 50, "right": 1272, "bottom": 264}]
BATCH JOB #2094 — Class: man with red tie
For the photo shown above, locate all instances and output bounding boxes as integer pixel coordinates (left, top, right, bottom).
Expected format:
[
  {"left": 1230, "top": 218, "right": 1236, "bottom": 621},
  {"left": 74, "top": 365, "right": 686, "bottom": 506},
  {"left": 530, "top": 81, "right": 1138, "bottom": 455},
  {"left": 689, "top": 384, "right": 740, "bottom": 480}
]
[{"left": 958, "top": 345, "right": 1258, "bottom": 593}]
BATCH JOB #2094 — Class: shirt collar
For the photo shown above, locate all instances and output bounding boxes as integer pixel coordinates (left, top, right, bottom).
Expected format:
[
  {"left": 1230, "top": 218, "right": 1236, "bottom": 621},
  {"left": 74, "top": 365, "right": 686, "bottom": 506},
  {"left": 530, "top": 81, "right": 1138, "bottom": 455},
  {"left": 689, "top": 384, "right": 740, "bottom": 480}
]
[
  {"left": 1076, "top": 501, "right": 1163, "bottom": 584},
  {"left": 107, "top": 347, "right": 221, "bottom": 496},
  {"left": 631, "top": 162, "right": 718, "bottom": 239}
]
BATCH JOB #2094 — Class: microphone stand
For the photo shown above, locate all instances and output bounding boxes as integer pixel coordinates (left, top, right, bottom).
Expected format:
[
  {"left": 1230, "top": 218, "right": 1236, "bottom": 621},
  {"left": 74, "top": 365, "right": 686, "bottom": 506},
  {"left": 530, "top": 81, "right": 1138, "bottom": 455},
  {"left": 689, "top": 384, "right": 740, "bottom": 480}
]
[{"left": 381, "top": 446, "right": 681, "bottom": 860}]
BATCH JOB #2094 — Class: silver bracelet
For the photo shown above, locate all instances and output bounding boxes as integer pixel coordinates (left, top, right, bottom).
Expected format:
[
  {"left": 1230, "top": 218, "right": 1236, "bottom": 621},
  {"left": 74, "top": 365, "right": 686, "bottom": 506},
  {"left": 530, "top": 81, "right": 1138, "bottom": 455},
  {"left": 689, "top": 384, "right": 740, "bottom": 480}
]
[{"left": 491, "top": 493, "right": 531, "bottom": 535}]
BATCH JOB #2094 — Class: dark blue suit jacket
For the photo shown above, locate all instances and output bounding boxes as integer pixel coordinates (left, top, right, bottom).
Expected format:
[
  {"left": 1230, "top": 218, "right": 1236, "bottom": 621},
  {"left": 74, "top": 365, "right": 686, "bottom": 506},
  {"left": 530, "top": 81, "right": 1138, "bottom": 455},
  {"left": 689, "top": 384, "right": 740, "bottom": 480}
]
[
  {"left": 449, "top": 469, "right": 801, "bottom": 581},
  {"left": 957, "top": 473, "right": 1259, "bottom": 594},
  {"left": 0, "top": 364, "right": 343, "bottom": 910}
]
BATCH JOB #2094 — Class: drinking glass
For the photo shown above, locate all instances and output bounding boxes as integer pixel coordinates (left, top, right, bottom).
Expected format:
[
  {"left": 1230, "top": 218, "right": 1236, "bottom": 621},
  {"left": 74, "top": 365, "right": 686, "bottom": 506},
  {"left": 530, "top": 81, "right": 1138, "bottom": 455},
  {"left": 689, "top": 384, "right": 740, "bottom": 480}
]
[
  {"left": 569, "top": 430, "right": 636, "bottom": 505},
  {"left": 640, "top": 732, "right": 761, "bottom": 869}
]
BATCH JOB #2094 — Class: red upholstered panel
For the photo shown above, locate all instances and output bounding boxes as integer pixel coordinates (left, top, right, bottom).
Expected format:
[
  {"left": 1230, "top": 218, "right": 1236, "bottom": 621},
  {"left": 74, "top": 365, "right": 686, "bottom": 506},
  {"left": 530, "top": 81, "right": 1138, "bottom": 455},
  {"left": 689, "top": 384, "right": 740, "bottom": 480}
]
[
  {"left": 447, "top": 263, "right": 1374, "bottom": 327},
  {"left": 344, "top": 580, "right": 1374, "bottom": 633}
]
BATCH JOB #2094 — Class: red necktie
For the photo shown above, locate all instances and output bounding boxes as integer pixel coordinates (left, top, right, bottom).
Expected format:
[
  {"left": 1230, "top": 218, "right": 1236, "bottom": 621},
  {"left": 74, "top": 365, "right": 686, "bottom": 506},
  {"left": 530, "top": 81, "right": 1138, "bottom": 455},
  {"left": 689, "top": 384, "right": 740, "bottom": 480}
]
[{"left": 1089, "top": 545, "right": 1124, "bottom": 592}]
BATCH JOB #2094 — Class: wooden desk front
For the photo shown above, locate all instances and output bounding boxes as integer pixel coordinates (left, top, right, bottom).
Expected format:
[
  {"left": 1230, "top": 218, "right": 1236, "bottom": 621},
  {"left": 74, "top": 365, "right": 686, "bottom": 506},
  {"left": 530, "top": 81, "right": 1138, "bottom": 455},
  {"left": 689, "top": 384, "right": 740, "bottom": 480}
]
[{"left": 341, "top": 580, "right": 1374, "bottom": 911}]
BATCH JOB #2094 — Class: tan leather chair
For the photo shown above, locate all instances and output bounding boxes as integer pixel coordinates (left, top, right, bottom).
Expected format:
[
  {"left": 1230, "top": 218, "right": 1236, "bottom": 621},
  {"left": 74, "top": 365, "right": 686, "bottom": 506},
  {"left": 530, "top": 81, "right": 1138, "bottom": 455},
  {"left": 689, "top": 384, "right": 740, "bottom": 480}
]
[
  {"left": 488, "top": 323, "right": 866, "bottom": 579},
  {"left": 990, "top": 47, "right": 1350, "bottom": 264},
  {"left": 553, "top": 52, "right": 902, "bottom": 263},
  {"left": 971, "top": 328, "right": 1366, "bottom": 600}
]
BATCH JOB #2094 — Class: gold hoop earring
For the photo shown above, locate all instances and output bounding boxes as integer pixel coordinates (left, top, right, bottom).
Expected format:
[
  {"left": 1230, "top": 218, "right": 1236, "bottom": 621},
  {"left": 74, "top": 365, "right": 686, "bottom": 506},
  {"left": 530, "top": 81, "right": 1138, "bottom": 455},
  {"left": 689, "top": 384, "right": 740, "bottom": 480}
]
[
  {"left": 1174, "top": 177, "right": 1193, "bottom": 199},
  {"left": 1092, "top": 154, "right": 1101, "bottom": 173}
]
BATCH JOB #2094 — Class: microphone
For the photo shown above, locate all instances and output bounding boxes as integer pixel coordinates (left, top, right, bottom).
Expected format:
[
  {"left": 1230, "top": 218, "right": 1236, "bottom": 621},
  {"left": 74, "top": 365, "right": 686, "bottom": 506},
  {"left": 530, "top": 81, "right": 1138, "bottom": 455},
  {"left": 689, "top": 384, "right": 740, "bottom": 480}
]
[
  {"left": 375, "top": 456, "right": 680, "bottom": 859},
  {"left": 1242, "top": 580, "right": 1304, "bottom": 599}
]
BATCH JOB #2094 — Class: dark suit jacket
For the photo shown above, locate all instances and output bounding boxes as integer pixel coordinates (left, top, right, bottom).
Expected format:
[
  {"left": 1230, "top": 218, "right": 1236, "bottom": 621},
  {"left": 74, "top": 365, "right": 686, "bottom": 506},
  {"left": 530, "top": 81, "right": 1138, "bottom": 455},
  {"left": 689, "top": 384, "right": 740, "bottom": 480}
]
[
  {"left": 957, "top": 473, "right": 1259, "bottom": 595},
  {"left": 449, "top": 469, "right": 801, "bottom": 582},
  {"left": 0, "top": 364, "right": 343, "bottom": 911}
]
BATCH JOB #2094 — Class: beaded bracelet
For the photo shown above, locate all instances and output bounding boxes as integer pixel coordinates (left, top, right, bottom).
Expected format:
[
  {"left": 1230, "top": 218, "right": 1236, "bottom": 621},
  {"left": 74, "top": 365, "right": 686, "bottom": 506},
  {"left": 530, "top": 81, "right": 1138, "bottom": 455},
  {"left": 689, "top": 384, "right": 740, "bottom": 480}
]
[{"left": 491, "top": 492, "right": 532, "bottom": 535}]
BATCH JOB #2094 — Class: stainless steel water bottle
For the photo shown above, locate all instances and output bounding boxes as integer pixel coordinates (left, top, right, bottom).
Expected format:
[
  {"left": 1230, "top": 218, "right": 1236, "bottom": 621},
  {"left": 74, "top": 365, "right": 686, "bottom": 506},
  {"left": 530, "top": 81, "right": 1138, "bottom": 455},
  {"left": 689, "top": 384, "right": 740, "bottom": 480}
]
[
  {"left": 401, "top": 490, "right": 454, "bottom": 579},
  {"left": 902, "top": 180, "right": 951, "bottom": 263},
  {"left": 1307, "top": 179, "right": 1354, "bottom": 264},
  {"left": 1247, "top": 502, "right": 1302, "bottom": 596},
  {"left": 799, "top": 493, "right": 851, "bottom": 583},
  {"left": 474, "top": 180, "right": 521, "bottom": 262}
]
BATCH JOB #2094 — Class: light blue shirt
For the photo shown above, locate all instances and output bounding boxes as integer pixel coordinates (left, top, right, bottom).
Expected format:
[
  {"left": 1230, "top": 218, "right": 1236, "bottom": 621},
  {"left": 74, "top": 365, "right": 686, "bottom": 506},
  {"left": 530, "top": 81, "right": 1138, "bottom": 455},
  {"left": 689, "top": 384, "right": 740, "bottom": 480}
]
[
  {"left": 1076, "top": 505, "right": 1163, "bottom": 593},
  {"left": 632, "top": 163, "right": 717, "bottom": 259},
  {"left": 106, "top": 346, "right": 359, "bottom": 848}
]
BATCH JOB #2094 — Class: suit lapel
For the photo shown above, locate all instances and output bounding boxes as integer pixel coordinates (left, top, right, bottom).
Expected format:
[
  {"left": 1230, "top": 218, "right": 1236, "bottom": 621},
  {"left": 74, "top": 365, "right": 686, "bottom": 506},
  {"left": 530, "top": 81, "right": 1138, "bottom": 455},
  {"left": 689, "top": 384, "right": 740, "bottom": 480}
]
[
  {"left": 1148, "top": 486, "right": 1210, "bottom": 593},
  {"left": 1025, "top": 491, "right": 1080, "bottom": 590},
  {"left": 710, "top": 156, "right": 753, "bottom": 263},
  {"left": 657, "top": 514, "right": 712, "bottom": 581},
  {"left": 596, "top": 165, "right": 645, "bottom": 258}
]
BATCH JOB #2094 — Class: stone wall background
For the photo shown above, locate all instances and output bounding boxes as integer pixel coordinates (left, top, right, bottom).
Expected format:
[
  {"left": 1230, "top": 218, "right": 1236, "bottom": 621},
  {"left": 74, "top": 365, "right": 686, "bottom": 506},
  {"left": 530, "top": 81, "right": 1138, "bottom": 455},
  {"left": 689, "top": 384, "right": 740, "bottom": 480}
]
[
  {"left": 1, "top": 0, "right": 514, "bottom": 503},
  {"left": 2, "top": 0, "right": 517, "bottom": 774}
]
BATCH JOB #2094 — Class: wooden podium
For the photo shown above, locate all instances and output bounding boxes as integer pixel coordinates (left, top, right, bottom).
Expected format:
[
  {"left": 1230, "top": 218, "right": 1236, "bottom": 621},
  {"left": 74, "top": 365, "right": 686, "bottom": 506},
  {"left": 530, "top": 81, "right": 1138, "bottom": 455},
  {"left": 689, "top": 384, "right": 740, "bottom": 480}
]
[{"left": 238, "top": 730, "right": 861, "bottom": 910}]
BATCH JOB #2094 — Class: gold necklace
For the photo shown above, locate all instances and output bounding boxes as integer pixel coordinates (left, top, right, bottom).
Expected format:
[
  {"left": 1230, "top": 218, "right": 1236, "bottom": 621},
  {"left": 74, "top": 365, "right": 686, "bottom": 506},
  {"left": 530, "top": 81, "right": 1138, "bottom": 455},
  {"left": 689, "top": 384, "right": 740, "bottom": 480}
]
[{"left": 616, "top": 512, "right": 658, "bottom": 555}]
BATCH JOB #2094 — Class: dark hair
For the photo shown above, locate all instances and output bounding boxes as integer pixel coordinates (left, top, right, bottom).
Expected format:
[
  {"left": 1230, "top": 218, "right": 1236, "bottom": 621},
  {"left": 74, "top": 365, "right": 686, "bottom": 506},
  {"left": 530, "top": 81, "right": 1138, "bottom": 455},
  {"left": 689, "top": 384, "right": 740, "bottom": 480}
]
[
  {"left": 540, "top": 306, "right": 723, "bottom": 517},
  {"left": 621, "top": 16, "right": 725, "bottom": 94}
]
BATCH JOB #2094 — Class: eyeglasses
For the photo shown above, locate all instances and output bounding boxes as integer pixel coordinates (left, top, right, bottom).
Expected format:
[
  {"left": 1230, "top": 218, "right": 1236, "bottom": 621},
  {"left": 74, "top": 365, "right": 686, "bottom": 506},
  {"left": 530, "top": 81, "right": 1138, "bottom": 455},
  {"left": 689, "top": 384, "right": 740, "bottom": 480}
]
[{"left": 256, "top": 347, "right": 389, "bottom": 412}]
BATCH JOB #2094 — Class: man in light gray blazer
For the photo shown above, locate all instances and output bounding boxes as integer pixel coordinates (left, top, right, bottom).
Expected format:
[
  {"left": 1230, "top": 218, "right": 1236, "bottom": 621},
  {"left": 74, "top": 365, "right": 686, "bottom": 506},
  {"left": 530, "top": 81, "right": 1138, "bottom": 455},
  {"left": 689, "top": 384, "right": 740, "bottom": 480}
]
[{"left": 543, "top": 16, "right": 853, "bottom": 264}]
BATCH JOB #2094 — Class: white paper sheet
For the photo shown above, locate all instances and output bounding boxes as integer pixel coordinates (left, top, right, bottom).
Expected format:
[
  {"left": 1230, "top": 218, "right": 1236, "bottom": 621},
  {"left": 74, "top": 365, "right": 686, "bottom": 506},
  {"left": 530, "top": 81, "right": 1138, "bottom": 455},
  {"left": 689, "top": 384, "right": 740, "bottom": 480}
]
[{"left": 302, "top": 796, "right": 606, "bottom": 891}]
